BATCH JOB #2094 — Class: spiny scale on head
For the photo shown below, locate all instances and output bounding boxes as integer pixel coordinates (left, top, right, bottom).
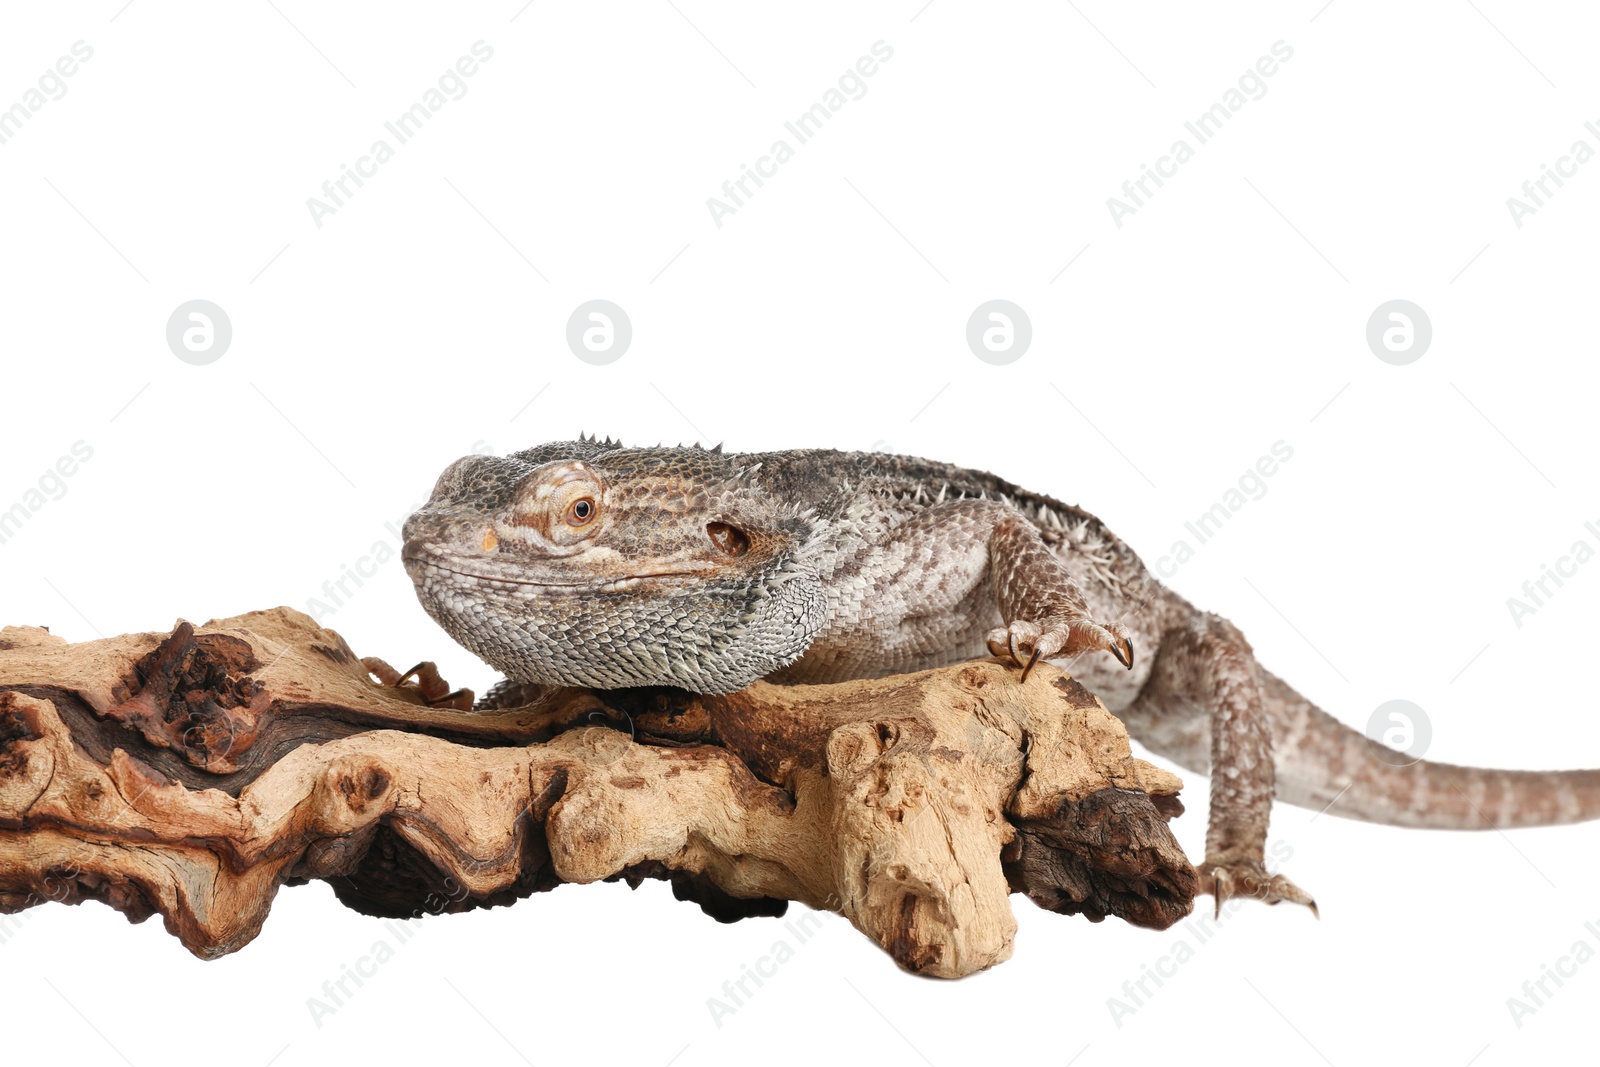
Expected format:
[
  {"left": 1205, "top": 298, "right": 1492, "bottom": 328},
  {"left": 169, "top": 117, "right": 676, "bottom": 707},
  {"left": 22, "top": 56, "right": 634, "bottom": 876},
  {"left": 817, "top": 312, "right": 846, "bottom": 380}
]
[{"left": 588, "top": 436, "right": 727, "bottom": 454}]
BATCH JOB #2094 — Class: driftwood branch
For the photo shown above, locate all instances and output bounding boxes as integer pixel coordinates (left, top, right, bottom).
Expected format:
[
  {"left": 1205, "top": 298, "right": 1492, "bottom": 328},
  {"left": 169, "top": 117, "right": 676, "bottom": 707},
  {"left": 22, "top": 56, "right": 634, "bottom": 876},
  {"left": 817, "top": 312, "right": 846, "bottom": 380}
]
[{"left": 0, "top": 608, "right": 1196, "bottom": 977}]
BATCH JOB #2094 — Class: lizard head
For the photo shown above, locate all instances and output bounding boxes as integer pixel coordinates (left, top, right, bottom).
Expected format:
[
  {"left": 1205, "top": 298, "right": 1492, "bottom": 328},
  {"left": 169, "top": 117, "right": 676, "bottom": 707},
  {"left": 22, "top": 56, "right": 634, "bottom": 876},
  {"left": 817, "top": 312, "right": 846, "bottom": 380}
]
[{"left": 401, "top": 438, "right": 829, "bottom": 694}]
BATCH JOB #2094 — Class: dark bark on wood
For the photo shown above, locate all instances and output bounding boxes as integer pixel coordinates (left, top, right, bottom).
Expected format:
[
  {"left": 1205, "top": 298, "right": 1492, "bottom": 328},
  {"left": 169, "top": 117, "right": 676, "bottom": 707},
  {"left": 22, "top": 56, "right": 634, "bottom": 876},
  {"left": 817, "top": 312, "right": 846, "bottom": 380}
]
[{"left": 0, "top": 607, "right": 1196, "bottom": 977}]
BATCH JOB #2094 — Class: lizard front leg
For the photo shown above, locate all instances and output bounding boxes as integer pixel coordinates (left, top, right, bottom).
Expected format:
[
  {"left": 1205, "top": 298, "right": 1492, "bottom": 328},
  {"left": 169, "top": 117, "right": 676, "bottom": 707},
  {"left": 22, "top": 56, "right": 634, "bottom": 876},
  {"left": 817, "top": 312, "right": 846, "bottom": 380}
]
[
  {"left": 1135, "top": 613, "right": 1317, "bottom": 915},
  {"left": 984, "top": 513, "right": 1136, "bottom": 679}
]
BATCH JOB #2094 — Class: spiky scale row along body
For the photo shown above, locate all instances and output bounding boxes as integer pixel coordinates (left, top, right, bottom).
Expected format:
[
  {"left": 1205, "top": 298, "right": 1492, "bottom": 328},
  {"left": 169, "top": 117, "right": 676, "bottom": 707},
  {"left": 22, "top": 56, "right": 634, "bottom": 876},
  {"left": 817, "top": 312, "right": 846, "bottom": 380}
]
[{"left": 403, "top": 438, "right": 1600, "bottom": 911}]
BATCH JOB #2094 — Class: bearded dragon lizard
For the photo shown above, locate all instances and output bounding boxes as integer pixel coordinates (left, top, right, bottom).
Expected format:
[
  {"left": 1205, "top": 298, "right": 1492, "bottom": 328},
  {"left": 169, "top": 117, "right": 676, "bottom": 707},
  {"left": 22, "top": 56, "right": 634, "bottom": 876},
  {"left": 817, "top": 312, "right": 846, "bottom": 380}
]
[{"left": 402, "top": 437, "right": 1600, "bottom": 912}]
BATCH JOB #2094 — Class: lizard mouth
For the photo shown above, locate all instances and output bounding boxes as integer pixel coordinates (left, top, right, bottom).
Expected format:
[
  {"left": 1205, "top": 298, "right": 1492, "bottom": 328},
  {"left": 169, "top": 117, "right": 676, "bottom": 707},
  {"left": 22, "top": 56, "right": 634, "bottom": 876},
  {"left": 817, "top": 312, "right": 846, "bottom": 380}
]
[{"left": 406, "top": 552, "right": 707, "bottom": 594}]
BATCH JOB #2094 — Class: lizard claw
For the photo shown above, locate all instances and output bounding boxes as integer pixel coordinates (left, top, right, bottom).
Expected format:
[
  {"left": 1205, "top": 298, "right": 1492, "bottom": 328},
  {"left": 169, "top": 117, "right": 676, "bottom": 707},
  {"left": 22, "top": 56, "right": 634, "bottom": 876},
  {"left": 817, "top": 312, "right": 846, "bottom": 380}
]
[
  {"left": 1019, "top": 648, "right": 1043, "bottom": 682},
  {"left": 986, "top": 616, "right": 1137, "bottom": 678},
  {"left": 362, "top": 658, "right": 471, "bottom": 707},
  {"left": 1197, "top": 859, "right": 1318, "bottom": 918},
  {"left": 1109, "top": 634, "right": 1134, "bottom": 671},
  {"left": 989, "top": 620, "right": 1054, "bottom": 675}
]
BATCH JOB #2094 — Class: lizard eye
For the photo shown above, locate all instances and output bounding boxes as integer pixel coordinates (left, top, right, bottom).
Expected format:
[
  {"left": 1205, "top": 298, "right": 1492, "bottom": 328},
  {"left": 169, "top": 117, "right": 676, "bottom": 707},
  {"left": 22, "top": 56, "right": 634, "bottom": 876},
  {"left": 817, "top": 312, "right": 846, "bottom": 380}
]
[
  {"left": 566, "top": 497, "right": 597, "bottom": 526},
  {"left": 707, "top": 522, "right": 749, "bottom": 557}
]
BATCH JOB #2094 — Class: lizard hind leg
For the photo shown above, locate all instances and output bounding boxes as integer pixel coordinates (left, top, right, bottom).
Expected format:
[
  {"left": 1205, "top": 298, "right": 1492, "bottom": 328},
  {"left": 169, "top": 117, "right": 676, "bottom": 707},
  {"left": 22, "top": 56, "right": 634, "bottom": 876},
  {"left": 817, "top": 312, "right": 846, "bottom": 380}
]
[{"left": 1127, "top": 613, "right": 1317, "bottom": 918}]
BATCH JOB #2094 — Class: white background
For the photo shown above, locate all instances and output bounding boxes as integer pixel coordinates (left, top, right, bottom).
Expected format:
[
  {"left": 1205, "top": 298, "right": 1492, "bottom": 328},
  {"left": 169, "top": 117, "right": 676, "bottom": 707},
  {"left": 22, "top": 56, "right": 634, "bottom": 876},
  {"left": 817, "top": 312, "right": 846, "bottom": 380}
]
[{"left": 3, "top": 2, "right": 1599, "bottom": 1064}]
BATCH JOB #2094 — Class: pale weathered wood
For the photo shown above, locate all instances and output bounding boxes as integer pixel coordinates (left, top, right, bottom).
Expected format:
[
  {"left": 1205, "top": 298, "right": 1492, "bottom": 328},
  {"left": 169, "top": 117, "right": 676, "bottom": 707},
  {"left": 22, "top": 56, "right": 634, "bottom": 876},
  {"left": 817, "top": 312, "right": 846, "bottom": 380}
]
[{"left": 0, "top": 607, "right": 1196, "bottom": 977}]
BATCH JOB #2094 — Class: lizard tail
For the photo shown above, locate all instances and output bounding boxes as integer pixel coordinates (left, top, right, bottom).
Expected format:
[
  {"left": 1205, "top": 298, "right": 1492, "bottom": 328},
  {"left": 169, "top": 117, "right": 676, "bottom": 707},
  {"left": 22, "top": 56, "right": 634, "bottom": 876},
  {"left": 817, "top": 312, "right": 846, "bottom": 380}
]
[{"left": 1263, "top": 670, "right": 1600, "bottom": 830}]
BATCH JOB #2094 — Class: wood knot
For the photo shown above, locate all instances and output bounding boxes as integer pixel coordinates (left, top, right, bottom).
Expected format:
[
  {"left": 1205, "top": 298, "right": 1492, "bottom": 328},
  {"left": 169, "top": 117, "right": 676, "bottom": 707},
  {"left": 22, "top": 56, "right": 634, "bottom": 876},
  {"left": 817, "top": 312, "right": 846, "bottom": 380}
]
[
  {"left": 337, "top": 766, "right": 392, "bottom": 812},
  {"left": 578, "top": 725, "right": 632, "bottom": 766},
  {"left": 0, "top": 696, "right": 43, "bottom": 778},
  {"left": 103, "top": 621, "right": 268, "bottom": 772},
  {"left": 958, "top": 663, "right": 991, "bottom": 689},
  {"left": 826, "top": 720, "right": 897, "bottom": 778}
]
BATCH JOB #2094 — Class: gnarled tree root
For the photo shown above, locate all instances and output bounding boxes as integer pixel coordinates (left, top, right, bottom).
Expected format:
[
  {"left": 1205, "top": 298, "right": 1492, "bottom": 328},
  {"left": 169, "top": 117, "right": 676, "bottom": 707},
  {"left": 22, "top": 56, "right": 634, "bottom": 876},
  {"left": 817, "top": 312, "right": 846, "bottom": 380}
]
[{"left": 0, "top": 608, "right": 1196, "bottom": 978}]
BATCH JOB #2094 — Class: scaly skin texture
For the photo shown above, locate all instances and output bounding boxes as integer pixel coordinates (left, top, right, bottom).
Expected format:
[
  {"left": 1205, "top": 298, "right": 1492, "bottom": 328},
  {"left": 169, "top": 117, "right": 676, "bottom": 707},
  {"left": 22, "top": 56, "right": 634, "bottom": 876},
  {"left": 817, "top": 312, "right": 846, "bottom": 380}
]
[{"left": 403, "top": 438, "right": 1600, "bottom": 913}]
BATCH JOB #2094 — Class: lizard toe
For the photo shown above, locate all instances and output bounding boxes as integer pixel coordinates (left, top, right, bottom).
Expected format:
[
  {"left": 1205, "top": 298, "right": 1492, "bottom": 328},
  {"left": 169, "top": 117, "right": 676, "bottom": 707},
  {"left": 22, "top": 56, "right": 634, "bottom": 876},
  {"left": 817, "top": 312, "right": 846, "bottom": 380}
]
[
  {"left": 1056, "top": 617, "right": 1136, "bottom": 671},
  {"left": 1197, "top": 859, "right": 1318, "bottom": 918},
  {"left": 987, "top": 620, "right": 1070, "bottom": 681},
  {"left": 987, "top": 620, "right": 1045, "bottom": 668},
  {"left": 362, "top": 658, "right": 472, "bottom": 708},
  {"left": 985, "top": 626, "right": 1011, "bottom": 660},
  {"left": 992, "top": 617, "right": 1131, "bottom": 680}
]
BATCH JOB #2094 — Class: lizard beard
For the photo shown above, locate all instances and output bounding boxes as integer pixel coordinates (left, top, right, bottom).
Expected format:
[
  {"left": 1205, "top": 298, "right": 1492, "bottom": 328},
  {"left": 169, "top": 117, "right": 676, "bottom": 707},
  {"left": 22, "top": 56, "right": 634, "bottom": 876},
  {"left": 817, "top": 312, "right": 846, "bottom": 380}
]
[{"left": 405, "top": 556, "right": 829, "bottom": 694}]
